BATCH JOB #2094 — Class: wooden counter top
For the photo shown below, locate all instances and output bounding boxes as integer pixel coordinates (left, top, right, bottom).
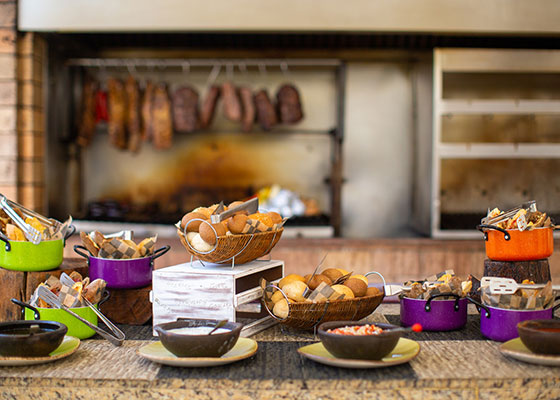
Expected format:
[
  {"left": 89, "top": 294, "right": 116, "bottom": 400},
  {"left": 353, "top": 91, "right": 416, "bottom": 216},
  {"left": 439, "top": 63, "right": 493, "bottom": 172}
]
[{"left": 1, "top": 304, "right": 559, "bottom": 399}]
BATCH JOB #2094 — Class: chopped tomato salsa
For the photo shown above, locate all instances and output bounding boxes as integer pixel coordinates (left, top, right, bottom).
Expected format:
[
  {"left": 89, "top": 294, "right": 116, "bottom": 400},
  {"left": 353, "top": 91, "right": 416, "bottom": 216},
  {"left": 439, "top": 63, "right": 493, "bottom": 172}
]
[{"left": 327, "top": 324, "right": 384, "bottom": 335}]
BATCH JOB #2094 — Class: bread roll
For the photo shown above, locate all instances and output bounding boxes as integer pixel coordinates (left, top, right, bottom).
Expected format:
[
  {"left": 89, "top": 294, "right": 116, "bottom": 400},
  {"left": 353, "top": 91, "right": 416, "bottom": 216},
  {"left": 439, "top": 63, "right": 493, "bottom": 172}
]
[
  {"left": 282, "top": 280, "right": 308, "bottom": 302},
  {"left": 350, "top": 274, "right": 368, "bottom": 285},
  {"left": 190, "top": 233, "right": 214, "bottom": 252},
  {"left": 322, "top": 268, "right": 343, "bottom": 283},
  {"left": 268, "top": 211, "right": 283, "bottom": 225},
  {"left": 227, "top": 201, "right": 250, "bottom": 216},
  {"left": 181, "top": 212, "right": 207, "bottom": 232},
  {"left": 330, "top": 284, "right": 355, "bottom": 299},
  {"left": 271, "top": 290, "right": 285, "bottom": 304},
  {"left": 366, "top": 287, "right": 382, "bottom": 296},
  {"left": 337, "top": 268, "right": 350, "bottom": 276},
  {"left": 278, "top": 273, "right": 305, "bottom": 289},
  {"left": 304, "top": 274, "right": 332, "bottom": 290},
  {"left": 343, "top": 278, "right": 368, "bottom": 297},
  {"left": 248, "top": 212, "right": 273, "bottom": 229},
  {"left": 272, "top": 298, "right": 292, "bottom": 319},
  {"left": 199, "top": 221, "right": 227, "bottom": 245},
  {"left": 227, "top": 214, "right": 248, "bottom": 234}
]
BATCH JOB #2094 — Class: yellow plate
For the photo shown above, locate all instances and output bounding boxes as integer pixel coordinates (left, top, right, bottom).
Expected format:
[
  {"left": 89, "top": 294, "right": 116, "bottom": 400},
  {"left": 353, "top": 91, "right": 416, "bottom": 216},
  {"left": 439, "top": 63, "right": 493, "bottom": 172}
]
[
  {"left": 298, "top": 338, "right": 420, "bottom": 369},
  {"left": 137, "top": 337, "right": 258, "bottom": 367},
  {"left": 500, "top": 338, "right": 560, "bottom": 366},
  {"left": 0, "top": 336, "right": 80, "bottom": 367}
]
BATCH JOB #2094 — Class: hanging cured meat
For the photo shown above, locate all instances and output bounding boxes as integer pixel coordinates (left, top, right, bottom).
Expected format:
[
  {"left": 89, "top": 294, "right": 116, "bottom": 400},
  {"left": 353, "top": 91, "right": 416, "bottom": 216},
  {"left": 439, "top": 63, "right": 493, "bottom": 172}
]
[
  {"left": 141, "top": 81, "right": 155, "bottom": 142},
  {"left": 151, "top": 84, "right": 173, "bottom": 150},
  {"left": 222, "top": 82, "right": 242, "bottom": 122},
  {"left": 239, "top": 87, "right": 255, "bottom": 132},
  {"left": 172, "top": 86, "right": 200, "bottom": 133},
  {"left": 199, "top": 85, "right": 221, "bottom": 129},
  {"left": 125, "top": 76, "right": 142, "bottom": 153},
  {"left": 276, "top": 84, "right": 304, "bottom": 124},
  {"left": 254, "top": 89, "right": 277, "bottom": 131},
  {"left": 77, "top": 78, "right": 98, "bottom": 147},
  {"left": 107, "top": 78, "right": 128, "bottom": 150}
]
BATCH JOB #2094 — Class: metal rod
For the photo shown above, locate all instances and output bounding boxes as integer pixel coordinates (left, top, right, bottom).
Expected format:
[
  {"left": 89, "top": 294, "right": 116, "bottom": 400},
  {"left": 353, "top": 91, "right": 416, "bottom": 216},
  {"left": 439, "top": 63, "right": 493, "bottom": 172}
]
[{"left": 65, "top": 58, "right": 342, "bottom": 68}]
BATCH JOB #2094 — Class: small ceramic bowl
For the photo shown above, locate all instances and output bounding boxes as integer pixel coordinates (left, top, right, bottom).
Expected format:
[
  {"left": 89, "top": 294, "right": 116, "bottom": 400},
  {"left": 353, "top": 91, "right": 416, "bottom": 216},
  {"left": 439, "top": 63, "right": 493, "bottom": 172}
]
[
  {"left": 317, "top": 321, "right": 402, "bottom": 360},
  {"left": 154, "top": 319, "right": 243, "bottom": 358},
  {"left": 0, "top": 320, "right": 67, "bottom": 357},
  {"left": 518, "top": 319, "right": 560, "bottom": 355}
]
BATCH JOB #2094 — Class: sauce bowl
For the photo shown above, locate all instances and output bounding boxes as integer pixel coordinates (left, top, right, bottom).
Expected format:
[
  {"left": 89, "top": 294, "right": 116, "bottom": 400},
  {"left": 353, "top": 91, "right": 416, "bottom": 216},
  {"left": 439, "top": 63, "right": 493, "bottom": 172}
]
[{"left": 154, "top": 318, "right": 242, "bottom": 358}]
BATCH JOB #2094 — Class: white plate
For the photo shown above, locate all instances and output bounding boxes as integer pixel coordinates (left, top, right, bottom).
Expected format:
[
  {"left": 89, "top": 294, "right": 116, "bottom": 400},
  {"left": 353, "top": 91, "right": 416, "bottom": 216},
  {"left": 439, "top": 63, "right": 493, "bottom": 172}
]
[
  {"left": 0, "top": 336, "right": 80, "bottom": 367},
  {"left": 297, "top": 338, "right": 420, "bottom": 369},
  {"left": 137, "top": 337, "right": 258, "bottom": 367},
  {"left": 500, "top": 338, "right": 560, "bottom": 366}
]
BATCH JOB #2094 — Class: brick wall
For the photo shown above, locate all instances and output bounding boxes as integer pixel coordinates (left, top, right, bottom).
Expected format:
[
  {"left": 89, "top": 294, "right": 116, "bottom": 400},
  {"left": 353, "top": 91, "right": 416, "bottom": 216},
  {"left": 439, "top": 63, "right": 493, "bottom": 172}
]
[
  {"left": 0, "top": 0, "right": 46, "bottom": 212},
  {"left": 0, "top": 0, "right": 18, "bottom": 201}
]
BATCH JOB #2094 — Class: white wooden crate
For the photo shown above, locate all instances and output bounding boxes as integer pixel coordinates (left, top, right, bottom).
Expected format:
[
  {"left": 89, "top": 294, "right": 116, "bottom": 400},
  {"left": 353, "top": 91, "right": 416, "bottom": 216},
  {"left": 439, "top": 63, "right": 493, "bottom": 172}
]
[{"left": 151, "top": 259, "right": 284, "bottom": 337}]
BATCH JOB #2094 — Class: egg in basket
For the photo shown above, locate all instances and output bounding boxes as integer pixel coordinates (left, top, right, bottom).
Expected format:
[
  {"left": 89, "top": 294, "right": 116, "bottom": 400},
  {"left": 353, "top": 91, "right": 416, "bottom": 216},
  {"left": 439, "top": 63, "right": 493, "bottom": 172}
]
[{"left": 176, "top": 198, "right": 285, "bottom": 265}]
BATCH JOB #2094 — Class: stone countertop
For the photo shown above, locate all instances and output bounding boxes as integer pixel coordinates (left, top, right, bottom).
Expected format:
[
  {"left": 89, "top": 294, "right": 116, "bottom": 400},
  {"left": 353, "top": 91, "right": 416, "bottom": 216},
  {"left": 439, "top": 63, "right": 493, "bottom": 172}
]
[{"left": 1, "top": 304, "right": 559, "bottom": 400}]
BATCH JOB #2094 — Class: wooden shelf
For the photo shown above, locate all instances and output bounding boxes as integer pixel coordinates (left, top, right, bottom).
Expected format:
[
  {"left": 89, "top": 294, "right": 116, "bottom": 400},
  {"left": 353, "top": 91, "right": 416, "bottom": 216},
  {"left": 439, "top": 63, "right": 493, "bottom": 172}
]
[
  {"left": 440, "top": 99, "right": 560, "bottom": 115},
  {"left": 430, "top": 48, "right": 560, "bottom": 238},
  {"left": 438, "top": 143, "right": 560, "bottom": 159},
  {"left": 439, "top": 49, "right": 560, "bottom": 73}
]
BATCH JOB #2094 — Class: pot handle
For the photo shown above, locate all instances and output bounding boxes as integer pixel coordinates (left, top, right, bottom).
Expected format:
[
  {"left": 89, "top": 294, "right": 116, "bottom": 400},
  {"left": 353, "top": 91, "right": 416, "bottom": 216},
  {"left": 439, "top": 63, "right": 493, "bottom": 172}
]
[
  {"left": 73, "top": 245, "right": 91, "bottom": 261},
  {"left": 63, "top": 225, "right": 76, "bottom": 243},
  {"left": 476, "top": 224, "right": 510, "bottom": 241},
  {"left": 466, "top": 296, "right": 491, "bottom": 318},
  {"left": 424, "top": 292, "right": 462, "bottom": 312},
  {"left": 150, "top": 245, "right": 170, "bottom": 262},
  {"left": 11, "top": 298, "right": 40, "bottom": 320},
  {"left": 98, "top": 289, "right": 111, "bottom": 307},
  {"left": 0, "top": 231, "right": 11, "bottom": 252},
  {"left": 553, "top": 295, "right": 560, "bottom": 313}
]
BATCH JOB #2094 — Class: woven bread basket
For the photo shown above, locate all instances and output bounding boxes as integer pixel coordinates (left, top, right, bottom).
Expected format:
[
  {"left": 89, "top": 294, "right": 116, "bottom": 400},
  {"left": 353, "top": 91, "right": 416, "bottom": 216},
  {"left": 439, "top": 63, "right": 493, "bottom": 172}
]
[
  {"left": 177, "top": 228, "right": 283, "bottom": 265},
  {"left": 266, "top": 292, "right": 384, "bottom": 330}
]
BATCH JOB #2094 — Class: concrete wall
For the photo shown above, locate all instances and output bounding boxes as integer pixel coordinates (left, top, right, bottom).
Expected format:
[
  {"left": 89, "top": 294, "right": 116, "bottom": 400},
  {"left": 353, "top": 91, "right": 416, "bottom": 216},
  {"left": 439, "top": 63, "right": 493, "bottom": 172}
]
[{"left": 342, "top": 62, "right": 416, "bottom": 238}]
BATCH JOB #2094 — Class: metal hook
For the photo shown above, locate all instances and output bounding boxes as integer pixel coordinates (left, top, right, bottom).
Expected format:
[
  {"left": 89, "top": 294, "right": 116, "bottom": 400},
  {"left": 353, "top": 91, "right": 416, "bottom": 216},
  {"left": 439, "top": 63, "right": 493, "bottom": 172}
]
[
  {"left": 126, "top": 62, "right": 135, "bottom": 75},
  {"left": 206, "top": 64, "right": 221, "bottom": 86},
  {"left": 182, "top": 61, "right": 190, "bottom": 75},
  {"left": 258, "top": 63, "right": 267, "bottom": 77},
  {"left": 226, "top": 63, "right": 234, "bottom": 80},
  {"left": 280, "top": 61, "right": 289, "bottom": 76}
]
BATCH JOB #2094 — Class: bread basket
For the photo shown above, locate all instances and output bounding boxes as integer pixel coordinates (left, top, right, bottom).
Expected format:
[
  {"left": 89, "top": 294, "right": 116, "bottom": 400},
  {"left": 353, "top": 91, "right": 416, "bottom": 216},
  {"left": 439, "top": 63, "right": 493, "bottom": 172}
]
[
  {"left": 263, "top": 271, "right": 385, "bottom": 330},
  {"left": 177, "top": 223, "right": 283, "bottom": 265}
]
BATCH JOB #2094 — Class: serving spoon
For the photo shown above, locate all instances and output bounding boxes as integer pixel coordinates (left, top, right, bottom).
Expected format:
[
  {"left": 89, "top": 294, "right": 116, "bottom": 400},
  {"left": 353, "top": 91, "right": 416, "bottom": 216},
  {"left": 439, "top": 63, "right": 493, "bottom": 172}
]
[{"left": 207, "top": 319, "right": 228, "bottom": 335}]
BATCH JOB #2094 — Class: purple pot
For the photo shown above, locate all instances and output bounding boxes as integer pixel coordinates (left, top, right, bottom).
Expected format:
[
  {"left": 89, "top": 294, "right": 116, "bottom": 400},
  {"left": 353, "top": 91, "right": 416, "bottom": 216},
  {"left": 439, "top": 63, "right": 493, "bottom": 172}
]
[
  {"left": 400, "top": 293, "right": 468, "bottom": 331},
  {"left": 74, "top": 245, "right": 170, "bottom": 289},
  {"left": 473, "top": 297, "right": 560, "bottom": 342}
]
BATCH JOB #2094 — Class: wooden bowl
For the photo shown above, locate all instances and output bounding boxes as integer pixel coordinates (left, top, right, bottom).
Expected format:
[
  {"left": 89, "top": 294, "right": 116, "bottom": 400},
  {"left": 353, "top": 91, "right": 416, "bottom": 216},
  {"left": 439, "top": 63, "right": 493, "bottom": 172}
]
[
  {"left": 0, "top": 320, "right": 67, "bottom": 357},
  {"left": 317, "top": 321, "right": 401, "bottom": 360},
  {"left": 518, "top": 319, "right": 560, "bottom": 355},
  {"left": 154, "top": 319, "right": 243, "bottom": 358}
]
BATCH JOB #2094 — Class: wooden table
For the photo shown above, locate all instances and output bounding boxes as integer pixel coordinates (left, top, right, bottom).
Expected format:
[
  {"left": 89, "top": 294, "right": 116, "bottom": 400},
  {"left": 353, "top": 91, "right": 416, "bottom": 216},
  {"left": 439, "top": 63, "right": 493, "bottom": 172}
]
[{"left": 0, "top": 304, "right": 559, "bottom": 399}]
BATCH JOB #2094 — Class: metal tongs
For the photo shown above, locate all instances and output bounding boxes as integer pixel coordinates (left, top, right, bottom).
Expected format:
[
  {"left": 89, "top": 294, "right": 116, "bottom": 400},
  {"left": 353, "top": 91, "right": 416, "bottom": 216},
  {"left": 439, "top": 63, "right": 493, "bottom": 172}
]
[
  {"left": 210, "top": 198, "right": 259, "bottom": 224},
  {"left": 481, "top": 277, "right": 560, "bottom": 295},
  {"left": 0, "top": 194, "right": 42, "bottom": 244},
  {"left": 384, "top": 281, "right": 440, "bottom": 297},
  {"left": 480, "top": 200, "right": 537, "bottom": 229},
  {"left": 37, "top": 283, "right": 125, "bottom": 347}
]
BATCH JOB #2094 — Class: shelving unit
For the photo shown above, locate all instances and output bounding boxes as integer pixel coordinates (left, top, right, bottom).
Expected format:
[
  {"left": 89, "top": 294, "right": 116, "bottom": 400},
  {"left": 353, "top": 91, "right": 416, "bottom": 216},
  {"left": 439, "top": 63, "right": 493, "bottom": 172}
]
[{"left": 431, "top": 48, "right": 560, "bottom": 238}]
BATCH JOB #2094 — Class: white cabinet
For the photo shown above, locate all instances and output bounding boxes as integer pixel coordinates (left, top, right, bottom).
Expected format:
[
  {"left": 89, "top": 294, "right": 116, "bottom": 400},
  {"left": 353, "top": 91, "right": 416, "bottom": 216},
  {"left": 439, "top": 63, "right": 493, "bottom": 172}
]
[{"left": 431, "top": 48, "right": 560, "bottom": 238}]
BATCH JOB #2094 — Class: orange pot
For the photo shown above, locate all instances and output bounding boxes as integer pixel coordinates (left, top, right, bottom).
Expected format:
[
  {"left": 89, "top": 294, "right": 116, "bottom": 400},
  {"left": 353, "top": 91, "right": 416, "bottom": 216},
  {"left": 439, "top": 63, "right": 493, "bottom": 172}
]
[{"left": 479, "top": 225, "right": 553, "bottom": 261}]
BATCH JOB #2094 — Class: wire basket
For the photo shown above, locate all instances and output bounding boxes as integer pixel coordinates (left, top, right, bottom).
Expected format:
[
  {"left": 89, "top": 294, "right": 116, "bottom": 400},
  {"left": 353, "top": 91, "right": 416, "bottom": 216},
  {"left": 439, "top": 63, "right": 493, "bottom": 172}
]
[
  {"left": 177, "top": 226, "right": 283, "bottom": 265},
  {"left": 263, "top": 271, "right": 386, "bottom": 330}
]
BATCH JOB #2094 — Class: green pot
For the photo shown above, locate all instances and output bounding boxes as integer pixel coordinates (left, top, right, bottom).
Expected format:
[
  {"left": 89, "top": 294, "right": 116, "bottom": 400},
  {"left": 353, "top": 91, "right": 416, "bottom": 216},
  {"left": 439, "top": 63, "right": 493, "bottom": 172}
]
[
  {"left": 25, "top": 305, "right": 98, "bottom": 339},
  {"left": 0, "top": 226, "right": 75, "bottom": 272}
]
